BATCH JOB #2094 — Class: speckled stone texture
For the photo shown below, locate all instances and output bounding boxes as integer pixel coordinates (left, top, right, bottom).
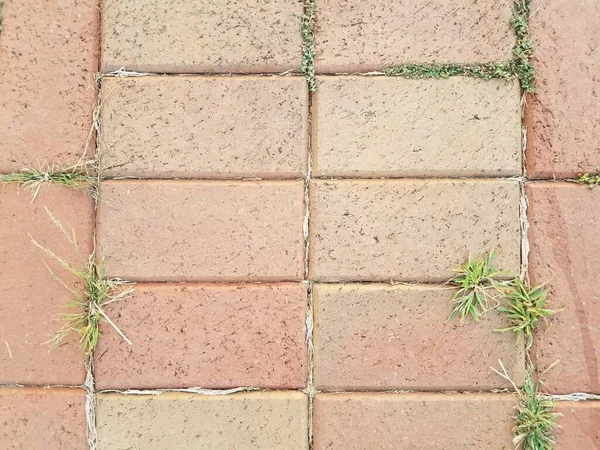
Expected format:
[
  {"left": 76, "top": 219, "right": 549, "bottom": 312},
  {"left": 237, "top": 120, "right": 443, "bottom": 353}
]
[
  {"left": 555, "top": 402, "right": 600, "bottom": 448},
  {"left": 95, "top": 283, "right": 307, "bottom": 389},
  {"left": 0, "top": 0, "right": 99, "bottom": 172},
  {"left": 100, "top": 76, "right": 308, "bottom": 178},
  {"left": 0, "top": 388, "right": 87, "bottom": 450},
  {"left": 314, "top": 0, "right": 515, "bottom": 73},
  {"left": 309, "top": 179, "right": 521, "bottom": 282},
  {"left": 101, "top": 0, "right": 303, "bottom": 73},
  {"left": 97, "top": 392, "right": 309, "bottom": 449},
  {"left": 313, "top": 77, "right": 521, "bottom": 177},
  {"left": 527, "top": 183, "right": 600, "bottom": 394},
  {"left": 313, "top": 284, "right": 525, "bottom": 391},
  {"left": 526, "top": 0, "right": 600, "bottom": 178},
  {"left": 313, "top": 393, "right": 516, "bottom": 449},
  {"left": 0, "top": 186, "right": 94, "bottom": 385},
  {"left": 97, "top": 180, "right": 305, "bottom": 281}
]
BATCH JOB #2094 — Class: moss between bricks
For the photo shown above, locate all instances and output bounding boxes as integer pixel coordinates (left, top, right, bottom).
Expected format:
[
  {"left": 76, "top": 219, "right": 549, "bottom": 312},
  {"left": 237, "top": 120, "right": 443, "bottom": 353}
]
[
  {"left": 576, "top": 172, "right": 600, "bottom": 188},
  {"left": 386, "top": 0, "right": 536, "bottom": 93},
  {"left": 301, "top": 0, "right": 316, "bottom": 92}
]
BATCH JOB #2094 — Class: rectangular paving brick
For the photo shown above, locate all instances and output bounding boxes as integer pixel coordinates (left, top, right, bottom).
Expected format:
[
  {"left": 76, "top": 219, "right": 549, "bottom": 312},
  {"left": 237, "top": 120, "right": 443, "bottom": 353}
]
[
  {"left": 0, "top": 387, "right": 87, "bottom": 450},
  {"left": 0, "top": 0, "right": 99, "bottom": 172},
  {"left": 313, "top": 284, "right": 525, "bottom": 391},
  {"left": 313, "top": 393, "right": 516, "bottom": 449},
  {"left": 315, "top": 0, "right": 515, "bottom": 73},
  {"left": 0, "top": 185, "right": 94, "bottom": 385},
  {"left": 309, "top": 179, "right": 521, "bottom": 282},
  {"left": 97, "top": 180, "right": 305, "bottom": 281},
  {"left": 100, "top": 76, "right": 308, "bottom": 179},
  {"left": 526, "top": 0, "right": 600, "bottom": 178},
  {"left": 97, "top": 391, "right": 308, "bottom": 449},
  {"left": 313, "top": 77, "right": 521, "bottom": 177},
  {"left": 101, "top": 0, "right": 303, "bottom": 73},
  {"left": 527, "top": 182, "right": 600, "bottom": 394},
  {"left": 95, "top": 283, "right": 307, "bottom": 389},
  {"left": 555, "top": 402, "right": 600, "bottom": 448}
]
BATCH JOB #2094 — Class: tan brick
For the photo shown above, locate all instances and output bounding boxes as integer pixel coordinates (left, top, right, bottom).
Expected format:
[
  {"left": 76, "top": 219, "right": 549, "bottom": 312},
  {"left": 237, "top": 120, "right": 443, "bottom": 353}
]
[
  {"left": 313, "top": 77, "right": 521, "bottom": 177},
  {"left": 313, "top": 393, "right": 516, "bottom": 449},
  {"left": 309, "top": 179, "right": 521, "bottom": 282},
  {"left": 0, "top": 0, "right": 99, "bottom": 172},
  {"left": 95, "top": 283, "right": 307, "bottom": 389},
  {"left": 101, "top": 0, "right": 303, "bottom": 73},
  {"left": 100, "top": 76, "right": 308, "bottom": 179},
  {"left": 97, "top": 180, "right": 305, "bottom": 281},
  {"left": 313, "top": 284, "right": 525, "bottom": 391},
  {"left": 555, "top": 402, "right": 600, "bottom": 448},
  {"left": 314, "top": 0, "right": 515, "bottom": 73},
  {"left": 0, "top": 387, "right": 87, "bottom": 450},
  {"left": 0, "top": 186, "right": 94, "bottom": 385},
  {"left": 527, "top": 183, "right": 600, "bottom": 394},
  {"left": 97, "top": 391, "right": 308, "bottom": 449},
  {"left": 526, "top": 0, "right": 600, "bottom": 178}
]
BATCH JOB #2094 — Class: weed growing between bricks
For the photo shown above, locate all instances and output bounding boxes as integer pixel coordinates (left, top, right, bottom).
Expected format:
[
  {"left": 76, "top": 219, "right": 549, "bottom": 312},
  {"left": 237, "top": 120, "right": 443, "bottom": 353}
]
[
  {"left": 301, "top": 0, "right": 316, "bottom": 92},
  {"left": 385, "top": 0, "right": 536, "bottom": 92},
  {"left": 448, "top": 251, "right": 561, "bottom": 448},
  {"left": 575, "top": 171, "right": 600, "bottom": 188}
]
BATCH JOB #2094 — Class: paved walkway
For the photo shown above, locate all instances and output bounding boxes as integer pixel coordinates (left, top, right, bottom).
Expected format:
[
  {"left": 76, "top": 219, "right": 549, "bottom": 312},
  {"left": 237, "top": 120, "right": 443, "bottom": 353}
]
[{"left": 0, "top": 0, "right": 598, "bottom": 449}]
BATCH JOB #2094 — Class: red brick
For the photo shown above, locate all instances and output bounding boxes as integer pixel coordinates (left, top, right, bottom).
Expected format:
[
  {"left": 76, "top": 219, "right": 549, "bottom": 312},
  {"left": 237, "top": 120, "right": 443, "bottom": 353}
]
[
  {"left": 0, "top": 387, "right": 87, "bottom": 450},
  {"left": 101, "top": 0, "right": 303, "bottom": 73},
  {"left": 0, "top": 185, "right": 94, "bottom": 385},
  {"left": 527, "top": 183, "right": 600, "bottom": 394},
  {"left": 313, "top": 77, "right": 522, "bottom": 177},
  {"left": 555, "top": 402, "right": 600, "bottom": 449},
  {"left": 97, "top": 391, "right": 308, "bottom": 449},
  {"left": 313, "top": 284, "right": 525, "bottom": 391},
  {"left": 97, "top": 180, "right": 305, "bottom": 282},
  {"left": 100, "top": 76, "right": 308, "bottom": 179},
  {"left": 313, "top": 393, "right": 516, "bottom": 449},
  {"left": 309, "top": 179, "right": 521, "bottom": 282},
  {"left": 95, "top": 283, "right": 307, "bottom": 389},
  {"left": 0, "top": 0, "right": 99, "bottom": 172},
  {"left": 314, "top": 0, "right": 514, "bottom": 73},
  {"left": 526, "top": 0, "right": 600, "bottom": 178}
]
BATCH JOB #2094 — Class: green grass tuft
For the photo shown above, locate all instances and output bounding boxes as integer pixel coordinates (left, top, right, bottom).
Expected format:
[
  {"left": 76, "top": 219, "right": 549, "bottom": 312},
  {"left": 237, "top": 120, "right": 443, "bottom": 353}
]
[
  {"left": 576, "top": 172, "right": 600, "bottom": 188},
  {"left": 0, "top": 162, "right": 96, "bottom": 201},
  {"left": 385, "top": 0, "right": 536, "bottom": 92},
  {"left": 448, "top": 250, "right": 506, "bottom": 322},
  {"left": 495, "top": 279, "right": 558, "bottom": 350},
  {"left": 514, "top": 371, "right": 559, "bottom": 450},
  {"left": 301, "top": 0, "right": 316, "bottom": 92},
  {"left": 31, "top": 210, "right": 133, "bottom": 357}
]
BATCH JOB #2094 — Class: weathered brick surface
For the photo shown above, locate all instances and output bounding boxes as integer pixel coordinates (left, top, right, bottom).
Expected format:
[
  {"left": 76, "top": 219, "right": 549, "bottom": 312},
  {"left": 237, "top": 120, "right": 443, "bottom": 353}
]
[
  {"left": 526, "top": 0, "right": 600, "bottom": 178},
  {"left": 0, "top": 186, "right": 94, "bottom": 385},
  {"left": 313, "top": 77, "right": 521, "bottom": 177},
  {"left": 97, "top": 180, "right": 305, "bottom": 282},
  {"left": 0, "top": 0, "right": 99, "bottom": 172},
  {"left": 313, "top": 393, "right": 516, "bottom": 449},
  {"left": 527, "top": 183, "right": 600, "bottom": 394},
  {"left": 97, "top": 391, "right": 308, "bottom": 449},
  {"left": 555, "top": 402, "right": 600, "bottom": 448},
  {"left": 0, "top": 387, "right": 87, "bottom": 450},
  {"left": 313, "top": 284, "right": 525, "bottom": 391},
  {"left": 100, "top": 77, "right": 308, "bottom": 179},
  {"left": 309, "top": 179, "right": 521, "bottom": 282},
  {"left": 95, "top": 283, "right": 307, "bottom": 389},
  {"left": 314, "top": 0, "right": 515, "bottom": 73},
  {"left": 101, "top": 0, "right": 303, "bottom": 73}
]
